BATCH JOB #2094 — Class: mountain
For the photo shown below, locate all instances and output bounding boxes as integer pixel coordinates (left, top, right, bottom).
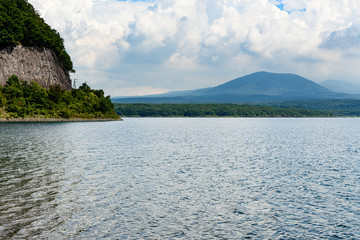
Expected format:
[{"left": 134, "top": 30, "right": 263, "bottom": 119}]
[
  {"left": 198, "top": 71, "right": 330, "bottom": 96},
  {"left": 320, "top": 80, "right": 360, "bottom": 95},
  {"left": 113, "top": 72, "right": 360, "bottom": 103}
]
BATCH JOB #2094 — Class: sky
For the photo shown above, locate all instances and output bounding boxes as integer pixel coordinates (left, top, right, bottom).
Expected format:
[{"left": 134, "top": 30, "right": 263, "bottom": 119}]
[{"left": 28, "top": 0, "right": 360, "bottom": 96}]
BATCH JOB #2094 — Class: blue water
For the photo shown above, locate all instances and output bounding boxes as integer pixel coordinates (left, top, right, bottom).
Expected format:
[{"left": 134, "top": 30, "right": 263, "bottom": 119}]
[{"left": 0, "top": 118, "right": 359, "bottom": 239}]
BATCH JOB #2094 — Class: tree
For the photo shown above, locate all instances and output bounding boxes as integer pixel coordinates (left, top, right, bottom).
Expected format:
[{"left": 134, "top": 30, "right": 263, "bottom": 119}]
[{"left": 0, "top": 75, "right": 120, "bottom": 119}]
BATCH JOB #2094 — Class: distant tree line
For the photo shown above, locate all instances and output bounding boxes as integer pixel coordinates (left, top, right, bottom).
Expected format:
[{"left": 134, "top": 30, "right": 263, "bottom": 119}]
[
  {"left": 0, "top": 0, "right": 74, "bottom": 73},
  {"left": 114, "top": 103, "right": 332, "bottom": 117},
  {"left": 0, "top": 75, "right": 120, "bottom": 119},
  {"left": 269, "top": 100, "right": 360, "bottom": 116}
]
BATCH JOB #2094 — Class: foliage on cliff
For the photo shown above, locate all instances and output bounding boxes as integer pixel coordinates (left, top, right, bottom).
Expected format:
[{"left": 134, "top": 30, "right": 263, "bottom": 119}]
[
  {"left": 0, "top": 0, "right": 74, "bottom": 73},
  {"left": 0, "top": 75, "right": 120, "bottom": 120}
]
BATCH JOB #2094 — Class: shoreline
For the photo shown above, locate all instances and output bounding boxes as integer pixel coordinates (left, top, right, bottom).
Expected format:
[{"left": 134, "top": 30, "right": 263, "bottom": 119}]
[{"left": 0, "top": 117, "right": 122, "bottom": 122}]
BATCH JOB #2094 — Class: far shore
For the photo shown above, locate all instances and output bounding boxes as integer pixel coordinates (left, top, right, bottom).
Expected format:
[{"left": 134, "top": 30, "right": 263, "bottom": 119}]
[{"left": 0, "top": 117, "right": 122, "bottom": 122}]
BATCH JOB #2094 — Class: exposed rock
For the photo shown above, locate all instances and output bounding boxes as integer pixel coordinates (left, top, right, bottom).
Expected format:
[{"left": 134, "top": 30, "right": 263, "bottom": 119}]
[{"left": 0, "top": 45, "right": 72, "bottom": 90}]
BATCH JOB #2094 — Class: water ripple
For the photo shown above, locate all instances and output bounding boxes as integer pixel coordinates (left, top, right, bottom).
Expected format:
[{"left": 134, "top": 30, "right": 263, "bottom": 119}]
[{"left": 1, "top": 119, "right": 360, "bottom": 239}]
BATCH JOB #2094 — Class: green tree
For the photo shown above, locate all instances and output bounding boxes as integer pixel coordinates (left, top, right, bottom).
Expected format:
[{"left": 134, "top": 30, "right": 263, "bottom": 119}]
[
  {"left": 48, "top": 84, "right": 64, "bottom": 103},
  {"left": 0, "top": 75, "right": 120, "bottom": 120}
]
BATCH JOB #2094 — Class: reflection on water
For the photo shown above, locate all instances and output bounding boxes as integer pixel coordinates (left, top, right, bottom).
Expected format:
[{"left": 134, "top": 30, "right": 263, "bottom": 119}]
[
  {"left": 1, "top": 119, "right": 360, "bottom": 239},
  {"left": 0, "top": 123, "right": 72, "bottom": 238}
]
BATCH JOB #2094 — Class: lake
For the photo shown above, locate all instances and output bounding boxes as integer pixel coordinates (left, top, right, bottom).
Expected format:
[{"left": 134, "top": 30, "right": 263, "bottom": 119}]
[{"left": 0, "top": 118, "right": 359, "bottom": 239}]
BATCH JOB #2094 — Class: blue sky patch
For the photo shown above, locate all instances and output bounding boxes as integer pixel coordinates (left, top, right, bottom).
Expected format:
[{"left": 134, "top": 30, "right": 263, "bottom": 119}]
[
  {"left": 273, "top": 0, "right": 306, "bottom": 13},
  {"left": 276, "top": 3, "right": 285, "bottom": 11}
]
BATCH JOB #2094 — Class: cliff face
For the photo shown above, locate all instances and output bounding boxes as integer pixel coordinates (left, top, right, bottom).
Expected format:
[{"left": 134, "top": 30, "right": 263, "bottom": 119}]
[{"left": 0, "top": 45, "right": 72, "bottom": 90}]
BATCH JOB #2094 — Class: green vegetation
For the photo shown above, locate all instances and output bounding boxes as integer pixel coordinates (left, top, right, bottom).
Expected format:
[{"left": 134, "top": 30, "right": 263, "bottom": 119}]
[
  {"left": 0, "top": 0, "right": 74, "bottom": 73},
  {"left": 267, "top": 100, "right": 360, "bottom": 116},
  {"left": 0, "top": 75, "right": 120, "bottom": 120},
  {"left": 114, "top": 103, "right": 331, "bottom": 117}
]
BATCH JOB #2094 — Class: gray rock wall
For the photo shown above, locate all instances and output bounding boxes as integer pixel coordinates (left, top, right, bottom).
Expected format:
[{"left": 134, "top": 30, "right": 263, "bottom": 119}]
[{"left": 0, "top": 45, "right": 72, "bottom": 90}]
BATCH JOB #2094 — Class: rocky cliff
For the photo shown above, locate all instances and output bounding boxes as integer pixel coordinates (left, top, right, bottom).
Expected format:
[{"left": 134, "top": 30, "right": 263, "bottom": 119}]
[{"left": 0, "top": 45, "right": 72, "bottom": 90}]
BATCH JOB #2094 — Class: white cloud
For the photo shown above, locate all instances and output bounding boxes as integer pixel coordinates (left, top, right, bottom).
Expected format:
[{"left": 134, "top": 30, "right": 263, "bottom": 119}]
[
  {"left": 111, "top": 86, "right": 170, "bottom": 96},
  {"left": 281, "top": 0, "right": 307, "bottom": 11},
  {"left": 28, "top": 0, "right": 360, "bottom": 96}
]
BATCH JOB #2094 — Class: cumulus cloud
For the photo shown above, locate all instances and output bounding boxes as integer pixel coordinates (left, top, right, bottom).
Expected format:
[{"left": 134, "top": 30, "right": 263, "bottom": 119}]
[
  {"left": 28, "top": 0, "right": 360, "bottom": 96},
  {"left": 321, "top": 19, "right": 360, "bottom": 51}
]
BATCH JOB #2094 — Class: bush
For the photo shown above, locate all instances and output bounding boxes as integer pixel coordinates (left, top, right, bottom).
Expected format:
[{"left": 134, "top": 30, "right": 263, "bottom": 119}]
[
  {"left": 58, "top": 109, "right": 71, "bottom": 118},
  {"left": 0, "top": 75, "right": 120, "bottom": 119}
]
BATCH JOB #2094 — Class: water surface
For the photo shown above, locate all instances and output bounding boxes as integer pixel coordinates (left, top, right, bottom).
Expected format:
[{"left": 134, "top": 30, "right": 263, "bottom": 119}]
[{"left": 0, "top": 118, "right": 359, "bottom": 239}]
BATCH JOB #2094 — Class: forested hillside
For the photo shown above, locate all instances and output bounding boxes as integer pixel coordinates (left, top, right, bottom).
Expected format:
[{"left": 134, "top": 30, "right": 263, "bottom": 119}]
[{"left": 0, "top": 0, "right": 74, "bottom": 73}]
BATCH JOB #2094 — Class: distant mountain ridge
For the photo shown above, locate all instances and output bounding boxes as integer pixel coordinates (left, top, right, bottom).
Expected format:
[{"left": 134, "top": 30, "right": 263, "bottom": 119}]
[
  {"left": 112, "top": 71, "right": 360, "bottom": 103},
  {"left": 320, "top": 80, "right": 360, "bottom": 94}
]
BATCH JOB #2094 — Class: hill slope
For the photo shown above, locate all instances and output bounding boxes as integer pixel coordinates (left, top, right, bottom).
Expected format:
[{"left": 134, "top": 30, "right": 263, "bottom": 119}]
[{"left": 200, "top": 72, "right": 330, "bottom": 96}]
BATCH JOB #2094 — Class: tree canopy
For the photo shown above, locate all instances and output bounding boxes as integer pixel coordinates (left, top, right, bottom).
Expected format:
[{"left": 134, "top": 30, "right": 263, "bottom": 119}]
[
  {"left": 114, "top": 103, "right": 332, "bottom": 118},
  {"left": 0, "top": 0, "right": 74, "bottom": 73},
  {"left": 0, "top": 75, "right": 120, "bottom": 120}
]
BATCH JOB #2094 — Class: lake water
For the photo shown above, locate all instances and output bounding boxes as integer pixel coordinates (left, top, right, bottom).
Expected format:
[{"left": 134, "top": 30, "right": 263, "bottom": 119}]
[{"left": 0, "top": 118, "right": 359, "bottom": 239}]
